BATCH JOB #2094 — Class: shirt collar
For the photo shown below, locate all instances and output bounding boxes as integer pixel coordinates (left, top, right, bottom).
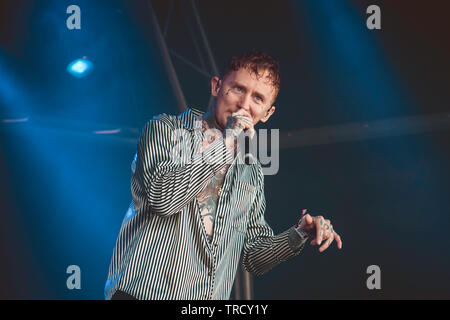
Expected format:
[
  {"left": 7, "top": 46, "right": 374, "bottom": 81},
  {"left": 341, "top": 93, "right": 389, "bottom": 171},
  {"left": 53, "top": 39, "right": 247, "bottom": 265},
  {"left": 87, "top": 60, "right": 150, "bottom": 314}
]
[{"left": 178, "top": 107, "right": 205, "bottom": 131}]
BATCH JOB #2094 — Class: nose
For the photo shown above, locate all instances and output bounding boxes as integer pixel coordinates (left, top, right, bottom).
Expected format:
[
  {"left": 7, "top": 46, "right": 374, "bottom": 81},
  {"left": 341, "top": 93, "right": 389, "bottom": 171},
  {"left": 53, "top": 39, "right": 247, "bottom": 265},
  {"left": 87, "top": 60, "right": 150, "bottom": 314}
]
[{"left": 237, "top": 94, "right": 251, "bottom": 112}]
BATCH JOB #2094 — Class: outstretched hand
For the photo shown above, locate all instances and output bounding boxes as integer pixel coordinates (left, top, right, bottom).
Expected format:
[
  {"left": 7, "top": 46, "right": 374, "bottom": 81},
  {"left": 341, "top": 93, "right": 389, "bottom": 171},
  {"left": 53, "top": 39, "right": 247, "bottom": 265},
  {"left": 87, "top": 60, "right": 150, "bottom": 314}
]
[{"left": 299, "top": 213, "right": 343, "bottom": 253}]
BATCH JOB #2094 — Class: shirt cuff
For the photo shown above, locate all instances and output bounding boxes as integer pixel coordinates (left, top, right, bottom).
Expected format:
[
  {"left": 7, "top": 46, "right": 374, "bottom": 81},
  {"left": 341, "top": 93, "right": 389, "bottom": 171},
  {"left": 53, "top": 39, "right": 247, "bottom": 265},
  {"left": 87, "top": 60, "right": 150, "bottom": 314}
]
[{"left": 288, "top": 226, "right": 309, "bottom": 253}]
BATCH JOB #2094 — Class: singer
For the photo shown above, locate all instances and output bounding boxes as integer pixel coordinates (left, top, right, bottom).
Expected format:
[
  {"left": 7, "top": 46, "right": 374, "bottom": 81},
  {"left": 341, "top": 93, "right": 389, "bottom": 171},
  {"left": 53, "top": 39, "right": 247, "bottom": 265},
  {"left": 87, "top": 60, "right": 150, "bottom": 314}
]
[{"left": 105, "top": 51, "right": 342, "bottom": 300}]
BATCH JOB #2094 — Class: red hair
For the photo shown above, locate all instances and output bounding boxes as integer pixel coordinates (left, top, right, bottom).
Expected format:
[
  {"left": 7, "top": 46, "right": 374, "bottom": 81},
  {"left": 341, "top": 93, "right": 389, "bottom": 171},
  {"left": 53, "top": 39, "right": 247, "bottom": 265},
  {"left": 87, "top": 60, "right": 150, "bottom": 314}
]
[{"left": 222, "top": 51, "right": 281, "bottom": 102}]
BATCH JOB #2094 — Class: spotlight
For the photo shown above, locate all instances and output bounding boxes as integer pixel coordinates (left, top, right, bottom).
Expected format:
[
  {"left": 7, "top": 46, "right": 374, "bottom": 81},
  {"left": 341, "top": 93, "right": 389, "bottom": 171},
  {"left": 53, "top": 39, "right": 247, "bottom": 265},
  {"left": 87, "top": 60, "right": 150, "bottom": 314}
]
[{"left": 67, "top": 58, "right": 93, "bottom": 78}]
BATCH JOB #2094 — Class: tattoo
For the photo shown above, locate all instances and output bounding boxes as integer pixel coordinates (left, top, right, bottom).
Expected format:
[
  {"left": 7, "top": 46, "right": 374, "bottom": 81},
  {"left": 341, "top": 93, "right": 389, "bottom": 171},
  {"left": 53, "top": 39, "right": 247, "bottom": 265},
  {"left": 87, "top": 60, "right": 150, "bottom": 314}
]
[
  {"left": 197, "top": 165, "right": 230, "bottom": 239},
  {"left": 226, "top": 115, "right": 238, "bottom": 130},
  {"left": 224, "top": 114, "right": 247, "bottom": 138}
]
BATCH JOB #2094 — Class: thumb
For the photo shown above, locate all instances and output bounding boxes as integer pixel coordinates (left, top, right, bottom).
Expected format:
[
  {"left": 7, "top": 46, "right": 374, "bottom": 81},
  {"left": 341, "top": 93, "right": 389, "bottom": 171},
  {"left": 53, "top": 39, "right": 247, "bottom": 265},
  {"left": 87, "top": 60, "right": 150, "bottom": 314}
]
[{"left": 304, "top": 214, "right": 313, "bottom": 225}]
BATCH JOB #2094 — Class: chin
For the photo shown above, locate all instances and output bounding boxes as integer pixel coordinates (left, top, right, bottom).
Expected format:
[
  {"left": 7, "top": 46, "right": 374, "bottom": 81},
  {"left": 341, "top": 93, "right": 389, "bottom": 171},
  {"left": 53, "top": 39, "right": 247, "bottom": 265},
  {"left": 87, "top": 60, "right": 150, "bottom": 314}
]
[{"left": 214, "top": 113, "right": 226, "bottom": 130}]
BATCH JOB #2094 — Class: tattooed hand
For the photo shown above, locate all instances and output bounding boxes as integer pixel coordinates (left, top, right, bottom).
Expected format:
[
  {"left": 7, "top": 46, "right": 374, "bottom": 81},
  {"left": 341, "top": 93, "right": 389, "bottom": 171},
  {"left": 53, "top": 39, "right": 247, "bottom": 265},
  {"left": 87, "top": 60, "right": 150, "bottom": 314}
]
[
  {"left": 224, "top": 109, "right": 255, "bottom": 139},
  {"left": 222, "top": 109, "right": 255, "bottom": 156},
  {"left": 298, "top": 214, "right": 343, "bottom": 253}
]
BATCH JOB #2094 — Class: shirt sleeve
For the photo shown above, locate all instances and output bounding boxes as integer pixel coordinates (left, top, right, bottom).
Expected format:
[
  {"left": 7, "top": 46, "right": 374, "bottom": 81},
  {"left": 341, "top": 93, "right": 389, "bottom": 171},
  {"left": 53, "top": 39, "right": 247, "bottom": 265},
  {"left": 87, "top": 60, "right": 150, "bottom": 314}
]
[
  {"left": 131, "top": 115, "right": 233, "bottom": 217},
  {"left": 242, "top": 167, "right": 309, "bottom": 276}
]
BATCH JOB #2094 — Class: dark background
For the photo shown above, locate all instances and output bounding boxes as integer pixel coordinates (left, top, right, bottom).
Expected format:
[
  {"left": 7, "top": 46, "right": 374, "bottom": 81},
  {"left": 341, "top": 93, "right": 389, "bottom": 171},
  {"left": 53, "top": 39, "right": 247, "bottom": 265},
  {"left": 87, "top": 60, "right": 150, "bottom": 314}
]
[{"left": 0, "top": 0, "right": 449, "bottom": 299}]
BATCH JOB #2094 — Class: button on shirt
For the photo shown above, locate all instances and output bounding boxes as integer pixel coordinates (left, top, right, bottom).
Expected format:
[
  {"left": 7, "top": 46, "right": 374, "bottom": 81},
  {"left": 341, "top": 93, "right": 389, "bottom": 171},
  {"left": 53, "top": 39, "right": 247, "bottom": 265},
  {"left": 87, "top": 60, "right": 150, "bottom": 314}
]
[{"left": 105, "top": 108, "right": 308, "bottom": 300}]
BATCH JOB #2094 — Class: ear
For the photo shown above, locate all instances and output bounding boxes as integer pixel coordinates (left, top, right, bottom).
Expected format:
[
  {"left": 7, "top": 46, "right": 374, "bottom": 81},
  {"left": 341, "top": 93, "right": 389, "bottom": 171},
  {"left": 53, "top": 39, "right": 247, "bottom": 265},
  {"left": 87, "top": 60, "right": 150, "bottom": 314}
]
[
  {"left": 260, "top": 105, "right": 276, "bottom": 123},
  {"left": 210, "top": 76, "right": 221, "bottom": 97}
]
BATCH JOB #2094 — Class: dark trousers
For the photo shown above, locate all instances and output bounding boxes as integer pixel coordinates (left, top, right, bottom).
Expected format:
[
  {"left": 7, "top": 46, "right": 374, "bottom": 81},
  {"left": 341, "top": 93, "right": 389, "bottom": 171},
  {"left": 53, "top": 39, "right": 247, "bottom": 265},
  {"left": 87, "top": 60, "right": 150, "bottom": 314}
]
[{"left": 111, "top": 290, "right": 138, "bottom": 300}]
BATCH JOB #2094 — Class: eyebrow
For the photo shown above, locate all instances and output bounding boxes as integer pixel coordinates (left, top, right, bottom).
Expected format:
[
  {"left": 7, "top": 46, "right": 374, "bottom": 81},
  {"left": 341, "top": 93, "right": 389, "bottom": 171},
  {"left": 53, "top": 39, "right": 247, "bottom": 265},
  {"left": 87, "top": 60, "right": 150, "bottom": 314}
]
[{"left": 230, "top": 81, "right": 267, "bottom": 102}]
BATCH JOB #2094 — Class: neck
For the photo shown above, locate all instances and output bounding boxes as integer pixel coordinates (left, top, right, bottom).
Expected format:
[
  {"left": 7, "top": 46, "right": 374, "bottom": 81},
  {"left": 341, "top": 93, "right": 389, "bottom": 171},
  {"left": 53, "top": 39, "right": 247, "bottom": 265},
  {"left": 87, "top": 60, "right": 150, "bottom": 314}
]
[{"left": 202, "top": 105, "right": 223, "bottom": 132}]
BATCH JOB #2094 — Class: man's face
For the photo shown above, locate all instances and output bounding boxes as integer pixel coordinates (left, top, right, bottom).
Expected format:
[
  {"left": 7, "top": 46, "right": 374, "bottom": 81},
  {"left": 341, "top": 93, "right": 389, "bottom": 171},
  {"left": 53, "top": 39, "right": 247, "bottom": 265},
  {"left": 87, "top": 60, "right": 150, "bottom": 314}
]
[{"left": 210, "top": 68, "right": 276, "bottom": 130}]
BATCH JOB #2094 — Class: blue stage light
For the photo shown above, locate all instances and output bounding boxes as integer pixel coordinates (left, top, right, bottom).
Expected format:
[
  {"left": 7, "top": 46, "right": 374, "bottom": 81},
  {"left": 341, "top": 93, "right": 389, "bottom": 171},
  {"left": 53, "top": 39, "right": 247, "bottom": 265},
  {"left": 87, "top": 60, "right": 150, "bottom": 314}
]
[{"left": 67, "top": 58, "right": 93, "bottom": 78}]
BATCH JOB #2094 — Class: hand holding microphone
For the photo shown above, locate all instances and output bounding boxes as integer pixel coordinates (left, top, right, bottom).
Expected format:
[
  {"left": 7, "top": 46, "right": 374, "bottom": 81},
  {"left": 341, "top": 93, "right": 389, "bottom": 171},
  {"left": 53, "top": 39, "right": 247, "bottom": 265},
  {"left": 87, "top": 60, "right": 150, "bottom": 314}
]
[
  {"left": 222, "top": 109, "right": 255, "bottom": 157},
  {"left": 224, "top": 109, "right": 255, "bottom": 139}
]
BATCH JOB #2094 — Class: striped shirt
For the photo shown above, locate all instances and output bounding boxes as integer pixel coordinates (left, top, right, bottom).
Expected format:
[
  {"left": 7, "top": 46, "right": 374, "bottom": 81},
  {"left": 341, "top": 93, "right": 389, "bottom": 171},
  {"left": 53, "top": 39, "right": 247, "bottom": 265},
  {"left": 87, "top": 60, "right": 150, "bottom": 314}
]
[{"left": 105, "top": 107, "right": 308, "bottom": 300}]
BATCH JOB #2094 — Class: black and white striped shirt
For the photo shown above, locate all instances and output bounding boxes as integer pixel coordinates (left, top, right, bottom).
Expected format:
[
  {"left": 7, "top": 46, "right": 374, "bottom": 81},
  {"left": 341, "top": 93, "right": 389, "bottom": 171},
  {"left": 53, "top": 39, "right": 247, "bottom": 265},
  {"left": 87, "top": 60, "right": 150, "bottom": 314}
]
[{"left": 105, "top": 108, "right": 308, "bottom": 300}]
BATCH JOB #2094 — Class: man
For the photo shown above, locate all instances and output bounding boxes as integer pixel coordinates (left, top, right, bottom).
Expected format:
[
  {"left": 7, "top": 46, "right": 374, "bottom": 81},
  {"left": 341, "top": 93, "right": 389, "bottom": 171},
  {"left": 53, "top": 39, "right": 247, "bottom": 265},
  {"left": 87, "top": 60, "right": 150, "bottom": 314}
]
[{"left": 105, "top": 51, "right": 342, "bottom": 300}]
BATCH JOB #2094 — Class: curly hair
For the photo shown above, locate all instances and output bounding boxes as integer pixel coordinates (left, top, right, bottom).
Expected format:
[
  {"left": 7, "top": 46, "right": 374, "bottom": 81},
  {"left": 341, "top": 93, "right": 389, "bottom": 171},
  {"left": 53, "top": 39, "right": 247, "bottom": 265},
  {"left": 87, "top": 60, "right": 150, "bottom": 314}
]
[{"left": 221, "top": 51, "right": 281, "bottom": 102}]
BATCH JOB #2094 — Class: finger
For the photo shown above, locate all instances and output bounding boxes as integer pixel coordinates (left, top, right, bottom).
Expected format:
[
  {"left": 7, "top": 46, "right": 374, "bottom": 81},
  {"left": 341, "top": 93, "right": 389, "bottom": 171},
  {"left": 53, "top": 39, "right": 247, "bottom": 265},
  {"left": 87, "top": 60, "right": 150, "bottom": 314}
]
[
  {"left": 328, "top": 224, "right": 334, "bottom": 239},
  {"left": 243, "top": 120, "right": 254, "bottom": 132},
  {"left": 233, "top": 114, "right": 251, "bottom": 121},
  {"left": 233, "top": 112, "right": 252, "bottom": 124},
  {"left": 319, "top": 233, "right": 334, "bottom": 253},
  {"left": 318, "top": 237, "right": 333, "bottom": 253},
  {"left": 310, "top": 238, "right": 320, "bottom": 246},
  {"left": 235, "top": 113, "right": 252, "bottom": 121},
  {"left": 334, "top": 232, "right": 343, "bottom": 249},
  {"left": 233, "top": 117, "right": 252, "bottom": 133},
  {"left": 250, "top": 127, "right": 255, "bottom": 139},
  {"left": 315, "top": 216, "right": 324, "bottom": 245},
  {"left": 235, "top": 109, "right": 253, "bottom": 118},
  {"left": 235, "top": 115, "right": 253, "bottom": 129},
  {"left": 305, "top": 214, "right": 313, "bottom": 225},
  {"left": 324, "top": 220, "right": 331, "bottom": 237},
  {"left": 324, "top": 223, "right": 332, "bottom": 239},
  {"left": 300, "top": 214, "right": 314, "bottom": 231}
]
